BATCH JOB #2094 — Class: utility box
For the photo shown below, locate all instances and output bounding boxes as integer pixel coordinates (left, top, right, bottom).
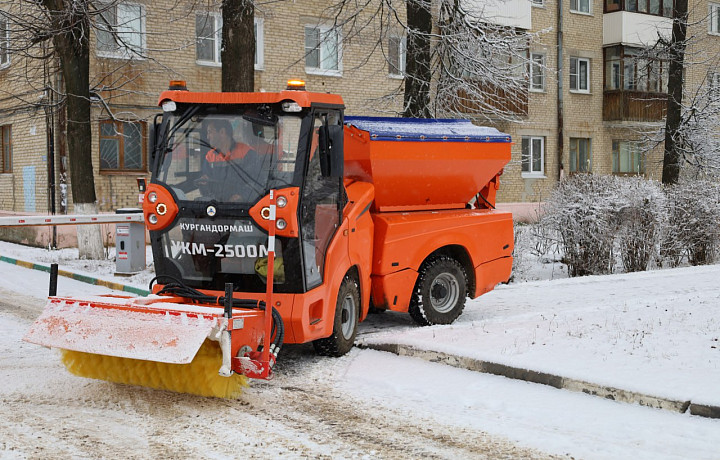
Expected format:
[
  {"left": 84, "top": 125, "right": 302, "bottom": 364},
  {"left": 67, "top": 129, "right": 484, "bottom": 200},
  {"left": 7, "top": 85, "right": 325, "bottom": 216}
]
[{"left": 115, "top": 208, "right": 146, "bottom": 274}]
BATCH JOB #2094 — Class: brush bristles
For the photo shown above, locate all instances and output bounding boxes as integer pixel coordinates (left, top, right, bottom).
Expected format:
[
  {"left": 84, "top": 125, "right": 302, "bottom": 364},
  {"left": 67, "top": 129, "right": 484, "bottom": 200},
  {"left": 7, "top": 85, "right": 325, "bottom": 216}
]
[{"left": 60, "top": 340, "right": 248, "bottom": 398}]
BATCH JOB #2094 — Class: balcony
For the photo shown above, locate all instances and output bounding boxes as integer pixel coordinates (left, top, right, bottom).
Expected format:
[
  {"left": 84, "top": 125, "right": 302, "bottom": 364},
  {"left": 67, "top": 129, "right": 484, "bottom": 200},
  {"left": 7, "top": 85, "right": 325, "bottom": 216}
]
[
  {"left": 603, "top": 90, "right": 666, "bottom": 122},
  {"left": 603, "top": 11, "right": 672, "bottom": 46},
  {"left": 462, "top": 0, "right": 532, "bottom": 29},
  {"left": 451, "top": 84, "right": 529, "bottom": 117}
]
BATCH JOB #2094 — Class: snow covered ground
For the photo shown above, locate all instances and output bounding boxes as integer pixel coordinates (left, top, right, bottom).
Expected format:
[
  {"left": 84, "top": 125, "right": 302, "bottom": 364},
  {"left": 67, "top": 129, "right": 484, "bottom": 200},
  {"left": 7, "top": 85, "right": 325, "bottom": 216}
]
[
  {"left": 362, "top": 265, "right": 720, "bottom": 407},
  {"left": 1, "top": 240, "right": 719, "bottom": 459}
]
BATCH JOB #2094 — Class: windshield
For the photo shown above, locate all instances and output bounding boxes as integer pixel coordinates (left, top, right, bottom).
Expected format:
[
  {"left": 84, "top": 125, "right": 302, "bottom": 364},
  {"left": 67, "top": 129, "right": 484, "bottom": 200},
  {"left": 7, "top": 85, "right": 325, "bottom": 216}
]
[{"left": 157, "top": 108, "right": 302, "bottom": 204}]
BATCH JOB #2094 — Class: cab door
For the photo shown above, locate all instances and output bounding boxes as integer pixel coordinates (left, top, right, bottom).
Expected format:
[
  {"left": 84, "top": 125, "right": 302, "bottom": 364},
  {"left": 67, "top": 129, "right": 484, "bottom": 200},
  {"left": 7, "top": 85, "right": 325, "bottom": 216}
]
[{"left": 300, "top": 110, "right": 344, "bottom": 290}]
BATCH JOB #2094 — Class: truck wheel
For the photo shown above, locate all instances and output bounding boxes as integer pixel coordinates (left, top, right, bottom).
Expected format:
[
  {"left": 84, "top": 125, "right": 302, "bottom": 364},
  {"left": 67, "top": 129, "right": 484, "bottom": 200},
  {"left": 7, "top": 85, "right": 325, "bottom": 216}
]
[
  {"left": 313, "top": 275, "right": 360, "bottom": 357},
  {"left": 409, "top": 256, "right": 467, "bottom": 326}
]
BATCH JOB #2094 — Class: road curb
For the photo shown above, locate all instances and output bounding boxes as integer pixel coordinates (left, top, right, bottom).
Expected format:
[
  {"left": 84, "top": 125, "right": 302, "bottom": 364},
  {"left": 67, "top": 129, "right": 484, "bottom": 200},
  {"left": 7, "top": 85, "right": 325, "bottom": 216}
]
[
  {"left": 359, "top": 341, "right": 718, "bottom": 419},
  {"left": 0, "top": 255, "right": 150, "bottom": 296}
]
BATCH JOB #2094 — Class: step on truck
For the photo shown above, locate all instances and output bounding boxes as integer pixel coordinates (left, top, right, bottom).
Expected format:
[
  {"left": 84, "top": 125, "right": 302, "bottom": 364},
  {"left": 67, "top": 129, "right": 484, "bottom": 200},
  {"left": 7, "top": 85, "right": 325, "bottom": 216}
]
[{"left": 24, "top": 80, "right": 514, "bottom": 397}]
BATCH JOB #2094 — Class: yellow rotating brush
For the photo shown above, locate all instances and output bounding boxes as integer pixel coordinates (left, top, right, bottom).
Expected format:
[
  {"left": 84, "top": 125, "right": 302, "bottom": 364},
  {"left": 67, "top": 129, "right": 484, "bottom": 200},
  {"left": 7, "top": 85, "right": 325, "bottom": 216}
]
[{"left": 60, "top": 340, "right": 248, "bottom": 398}]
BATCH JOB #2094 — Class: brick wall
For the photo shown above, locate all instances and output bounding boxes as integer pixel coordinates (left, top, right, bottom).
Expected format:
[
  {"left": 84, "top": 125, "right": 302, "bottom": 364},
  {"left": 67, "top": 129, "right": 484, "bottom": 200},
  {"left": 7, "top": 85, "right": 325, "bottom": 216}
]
[{"left": 1, "top": 0, "right": 719, "bottom": 213}]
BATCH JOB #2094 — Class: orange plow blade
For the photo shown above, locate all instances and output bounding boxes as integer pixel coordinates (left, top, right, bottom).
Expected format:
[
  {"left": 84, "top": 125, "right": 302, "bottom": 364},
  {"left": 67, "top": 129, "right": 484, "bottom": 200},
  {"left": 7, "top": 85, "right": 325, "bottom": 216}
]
[{"left": 23, "top": 296, "right": 254, "bottom": 398}]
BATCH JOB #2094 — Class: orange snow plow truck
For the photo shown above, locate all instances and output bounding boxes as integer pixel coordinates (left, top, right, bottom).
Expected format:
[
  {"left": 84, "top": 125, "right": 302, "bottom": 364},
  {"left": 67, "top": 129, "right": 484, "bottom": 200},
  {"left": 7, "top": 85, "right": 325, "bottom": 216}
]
[{"left": 24, "top": 81, "right": 514, "bottom": 398}]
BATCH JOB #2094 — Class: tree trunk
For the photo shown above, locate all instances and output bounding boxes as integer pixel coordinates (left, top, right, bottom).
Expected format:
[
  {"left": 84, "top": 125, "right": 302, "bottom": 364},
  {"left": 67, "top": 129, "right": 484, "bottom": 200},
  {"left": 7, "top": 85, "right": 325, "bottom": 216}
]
[
  {"left": 44, "top": 0, "right": 103, "bottom": 258},
  {"left": 222, "top": 0, "right": 255, "bottom": 92},
  {"left": 662, "top": 0, "right": 688, "bottom": 185},
  {"left": 404, "top": 0, "right": 432, "bottom": 118}
]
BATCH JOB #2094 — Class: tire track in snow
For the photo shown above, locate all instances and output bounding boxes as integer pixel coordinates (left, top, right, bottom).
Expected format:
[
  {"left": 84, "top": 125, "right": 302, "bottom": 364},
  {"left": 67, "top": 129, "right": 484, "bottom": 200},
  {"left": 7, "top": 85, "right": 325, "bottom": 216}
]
[{"left": 0, "top": 290, "right": 561, "bottom": 459}]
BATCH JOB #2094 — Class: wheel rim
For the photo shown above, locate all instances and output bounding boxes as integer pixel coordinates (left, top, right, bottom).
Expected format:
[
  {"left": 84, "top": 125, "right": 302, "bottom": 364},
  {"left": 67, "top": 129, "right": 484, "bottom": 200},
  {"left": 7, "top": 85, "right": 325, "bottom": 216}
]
[
  {"left": 340, "top": 294, "right": 357, "bottom": 340},
  {"left": 429, "top": 273, "right": 460, "bottom": 313}
]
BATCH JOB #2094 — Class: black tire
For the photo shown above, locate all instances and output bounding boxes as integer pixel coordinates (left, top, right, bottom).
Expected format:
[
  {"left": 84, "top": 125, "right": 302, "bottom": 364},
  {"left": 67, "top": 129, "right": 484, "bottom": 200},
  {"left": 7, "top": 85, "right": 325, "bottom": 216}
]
[
  {"left": 313, "top": 275, "right": 360, "bottom": 357},
  {"left": 409, "top": 255, "right": 467, "bottom": 326}
]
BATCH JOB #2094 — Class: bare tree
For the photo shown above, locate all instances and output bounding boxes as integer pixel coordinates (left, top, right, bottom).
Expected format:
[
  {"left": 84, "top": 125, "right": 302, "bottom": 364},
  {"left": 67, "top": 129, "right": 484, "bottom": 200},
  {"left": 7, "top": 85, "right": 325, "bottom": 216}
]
[
  {"left": 404, "top": 0, "right": 431, "bottom": 117},
  {"left": 3, "top": 0, "right": 103, "bottom": 257},
  {"left": 664, "top": 72, "right": 720, "bottom": 179},
  {"left": 629, "top": 4, "right": 720, "bottom": 182},
  {"left": 434, "top": 0, "right": 536, "bottom": 121},
  {"left": 321, "top": 0, "right": 541, "bottom": 121},
  {"left": 221, "top": 0, "right": 254, "bottom": 92},
  {"left": 0, "top": 0, "right": 199, "bottom": 257},
  {"left": 661, "top": 0, "right": 689, "bottom": 184}
]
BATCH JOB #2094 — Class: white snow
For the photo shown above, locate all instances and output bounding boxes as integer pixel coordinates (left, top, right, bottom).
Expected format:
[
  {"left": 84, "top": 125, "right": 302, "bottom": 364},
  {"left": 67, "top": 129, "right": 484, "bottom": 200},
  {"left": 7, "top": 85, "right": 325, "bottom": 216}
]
[
  {"left": 0, "top": 240, "right": 719, "bottom": 459},
  {"left": 24, "top": 301, "right": 215, "bottom": 364},
  {"left": 339, "top": 350, "right": 719, "bottom": 460},
  {"left": 361, "top": 265, "right": 720, "bottom": 406}
]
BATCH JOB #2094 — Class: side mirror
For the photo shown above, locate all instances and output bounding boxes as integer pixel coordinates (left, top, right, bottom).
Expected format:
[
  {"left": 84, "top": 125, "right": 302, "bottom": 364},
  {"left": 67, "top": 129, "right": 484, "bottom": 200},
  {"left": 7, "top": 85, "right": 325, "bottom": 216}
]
[
  {"left": 319, "top": 124, "right": 344, "bottom": 178},
  {"left": 150, "top": 113, "right": 163, "bottom": 173}
]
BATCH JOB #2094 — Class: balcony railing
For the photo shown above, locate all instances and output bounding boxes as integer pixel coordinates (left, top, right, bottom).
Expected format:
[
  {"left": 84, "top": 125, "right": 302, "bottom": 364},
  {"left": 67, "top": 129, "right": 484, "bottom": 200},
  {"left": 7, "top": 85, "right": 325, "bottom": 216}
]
[
  {"left": 603, "top": 90, "right": 666, "bottom": 122},
  {"left": 449, "top": 85, "right": 529, "bottom": 118}
]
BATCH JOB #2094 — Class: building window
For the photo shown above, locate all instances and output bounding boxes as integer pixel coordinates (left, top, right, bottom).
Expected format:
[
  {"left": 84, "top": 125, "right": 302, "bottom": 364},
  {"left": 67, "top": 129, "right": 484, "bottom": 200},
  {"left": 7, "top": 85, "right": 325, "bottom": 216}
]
[
  {"left": 569, "top": 138, "right": 591, "bottom": 173},
  {"left": 254, "top": 18, "right": 264, "bottom": 69},
  {"left": 99, "top": 120, "right": 146, "bottom": 171},
  {"left": 605, "top": 0, "right": 672, "bottom": 16},
  {"left": 571, "top": 0, "right": 591, "bottom": 13},
  {"left": 531, "top": 0, "right": 545, "bottom": 6},
  {"left": 196, "top": 14, "right": 264, "bottom": 69},
  {"left": 605, "top": 47, "right": 622, "bottom": 89},
  {"left": 196, "top": 13, "right": 221, "bottom": 63},
  {"left": 0, "top": 16, "right": 9, "bottom": 68},
  {"left": 710, "top": 3, "right": 720, "bottom": 34},
  {"left": 530, "top": 53, "right": 545, "bottom": 91},
  {"left": 612, "top": 140, "right": 644, "bottom": 175},
  {"left": 709, "top": 71, "right": 720, "bottom": 100},
  {"left": 606, "top": 0, "right": 621, "bottom": 11},
  {"left": 570, "top": 57, "right": 590, "bottom": 93},
  {"left": 305, "top": 24, "right": 341, "bottom": 75},
  {"left": 96, "top": 2, "right": 145, "bottom": 58},
  {"left": 1, "top": 125, "right": 11, "bottom": 173},
  {"left": 604, "top": 46, "right": 668, "bottom": 93},
  {"left": 521, "top": 136, "right": 545, "bottom": 176},
  {"left": 388, "top": 36, "right": 406, "bottom": 77}
]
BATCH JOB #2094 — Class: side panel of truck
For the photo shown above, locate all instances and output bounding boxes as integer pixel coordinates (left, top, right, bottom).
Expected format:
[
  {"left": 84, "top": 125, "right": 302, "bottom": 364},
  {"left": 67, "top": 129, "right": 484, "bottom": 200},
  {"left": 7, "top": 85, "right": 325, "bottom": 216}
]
[{"left": 370, "top": 209, "right": 514, "bottom": 311}]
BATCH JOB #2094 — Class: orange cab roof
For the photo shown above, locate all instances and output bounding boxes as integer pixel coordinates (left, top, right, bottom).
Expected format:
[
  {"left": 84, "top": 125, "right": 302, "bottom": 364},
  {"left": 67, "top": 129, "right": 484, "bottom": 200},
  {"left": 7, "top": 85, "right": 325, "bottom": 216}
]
[{"left": 158, "top": 90, "right": 344, "bottom": 108}]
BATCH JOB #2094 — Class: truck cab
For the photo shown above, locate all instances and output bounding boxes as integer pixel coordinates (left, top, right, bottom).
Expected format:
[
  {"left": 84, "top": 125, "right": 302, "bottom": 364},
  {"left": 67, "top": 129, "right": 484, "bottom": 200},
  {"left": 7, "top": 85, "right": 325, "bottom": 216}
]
[{"left": 149, "top": 81, "right": 345, "bottom": 295}]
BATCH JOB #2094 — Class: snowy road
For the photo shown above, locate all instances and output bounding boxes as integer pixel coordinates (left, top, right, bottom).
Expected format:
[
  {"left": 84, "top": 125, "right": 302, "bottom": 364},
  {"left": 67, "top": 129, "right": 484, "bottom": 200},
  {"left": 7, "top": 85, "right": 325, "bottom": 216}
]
[
  {"left": 0, "top": 290, "right": 554, "bottom": 460},
  {"left": 1, "top": 259, "right": 719, "bottom": 459}
]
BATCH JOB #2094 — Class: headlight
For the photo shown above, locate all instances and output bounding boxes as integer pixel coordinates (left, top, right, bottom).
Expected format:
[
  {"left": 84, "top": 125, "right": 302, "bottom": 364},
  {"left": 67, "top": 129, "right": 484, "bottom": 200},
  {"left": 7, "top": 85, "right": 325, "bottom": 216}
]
[
  {"left": 276, "top": 219, "right": 287, "bottom": 230},
  {"left": 277, "top": 195, "right": 287, "bottom": 208},
  {"left": 148, "top": 214, "right": 158, "bottom": 225},
  {"left": 148, "top": 192, "right": 158, "bottom": 203},
  {"left": 282, "top": 102, "right": 302, "bottom": 112},
  {"left": 162, "top": 100, "right": 177, "bottom": 112}
]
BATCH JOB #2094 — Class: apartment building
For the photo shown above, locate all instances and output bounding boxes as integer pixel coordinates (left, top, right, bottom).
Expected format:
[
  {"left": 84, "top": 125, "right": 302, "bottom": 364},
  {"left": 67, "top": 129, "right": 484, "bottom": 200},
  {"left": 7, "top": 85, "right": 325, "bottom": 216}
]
[
  {"left": 0, "top": 0, "right": 718, "bottom": 214},
  {"left": 0, "top": 0, "right": 407, "bottom": 214},
  {"left": 482, "top": 0, "right": 720, "bottom": 203}
]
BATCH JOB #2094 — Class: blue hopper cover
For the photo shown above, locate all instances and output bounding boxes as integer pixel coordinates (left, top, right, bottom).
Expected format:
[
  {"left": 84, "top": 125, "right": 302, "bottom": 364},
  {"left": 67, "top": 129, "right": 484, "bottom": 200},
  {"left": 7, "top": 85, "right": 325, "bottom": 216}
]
[{"left": 344, "top": 116, "right": 511, "bottom": 143}]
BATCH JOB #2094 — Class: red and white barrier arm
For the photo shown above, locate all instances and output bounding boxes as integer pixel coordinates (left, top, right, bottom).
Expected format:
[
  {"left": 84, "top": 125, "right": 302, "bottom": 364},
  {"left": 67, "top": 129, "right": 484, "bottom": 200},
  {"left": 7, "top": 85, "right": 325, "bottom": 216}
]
[{"left": 0, "top": 213, "right": 144, "bottom": 227}]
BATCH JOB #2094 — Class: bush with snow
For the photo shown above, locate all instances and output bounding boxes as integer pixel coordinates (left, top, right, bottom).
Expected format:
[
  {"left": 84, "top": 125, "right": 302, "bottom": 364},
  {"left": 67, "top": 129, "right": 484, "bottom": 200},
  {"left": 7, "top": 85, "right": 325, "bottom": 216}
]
[
  {"left": 663, "top": 180, "right": 720, "bottom": 266},
  {"left": 614, "top": 177, "right": 667, "bottom": 272},
  {"left": 536, "top": 174, "right": 720, "bottom": 278},
  {"left": 512, "top": 222, "right": 556, "bottom": 281},
  {"left": 540, "top": 174, "right": 618, "bottom": 277}
]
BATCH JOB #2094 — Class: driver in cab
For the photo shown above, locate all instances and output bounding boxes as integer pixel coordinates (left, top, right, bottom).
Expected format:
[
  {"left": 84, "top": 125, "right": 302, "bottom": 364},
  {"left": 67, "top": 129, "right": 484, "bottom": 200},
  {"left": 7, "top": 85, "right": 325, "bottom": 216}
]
[{"left": 197, "top": 118, "right": 255, "bottom": 202}]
